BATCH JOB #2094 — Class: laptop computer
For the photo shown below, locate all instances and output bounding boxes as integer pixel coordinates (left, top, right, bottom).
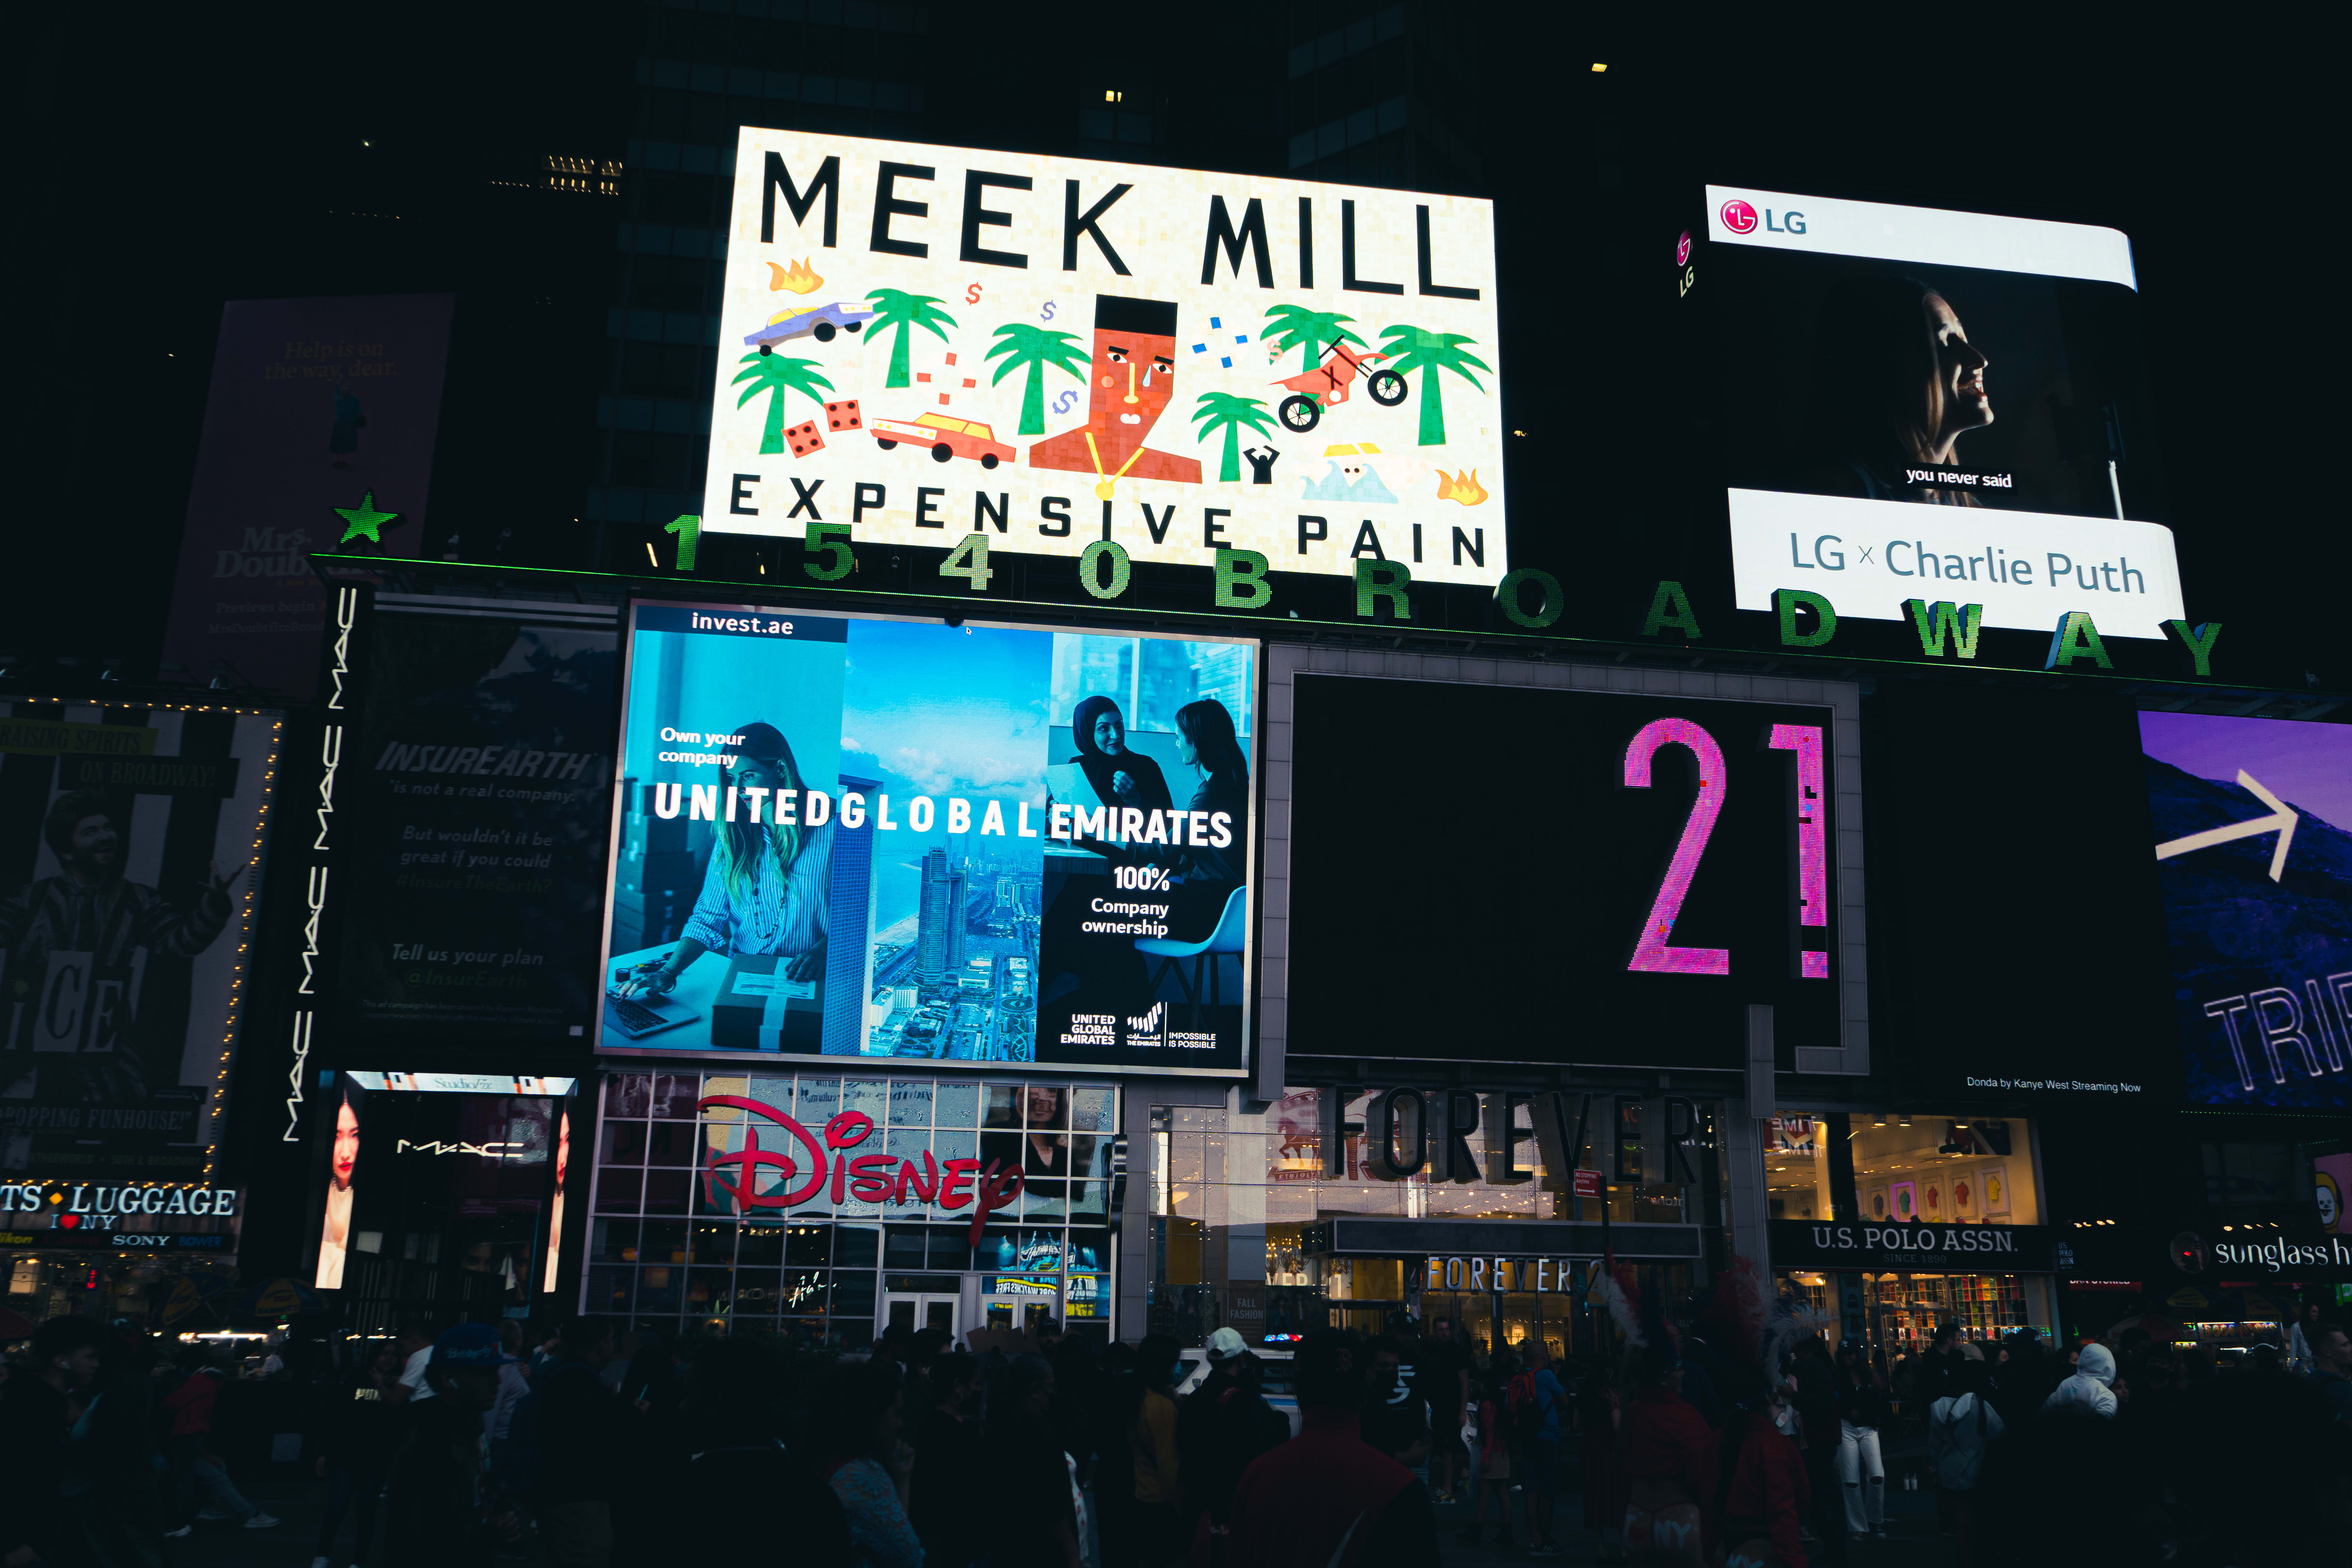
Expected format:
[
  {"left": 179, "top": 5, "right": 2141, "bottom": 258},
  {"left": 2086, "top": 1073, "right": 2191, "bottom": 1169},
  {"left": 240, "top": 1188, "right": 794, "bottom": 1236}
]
[{"left": 603, "top": 987, "right": 698, "bottom": 1040}]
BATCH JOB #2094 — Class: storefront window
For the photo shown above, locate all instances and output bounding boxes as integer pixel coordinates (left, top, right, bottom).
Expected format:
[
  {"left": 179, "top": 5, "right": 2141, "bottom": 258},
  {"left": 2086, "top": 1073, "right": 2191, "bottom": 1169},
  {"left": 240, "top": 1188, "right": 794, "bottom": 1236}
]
[
  {"left": 1149, "top": 1089, "right": 1717, "bottom": 1348},
  {"left": 3, "top": 1254, "right": 241, "bottom": 1331},
  {"left": 588, "top": 1071, "right": 1116, "bottom": 1344},
  {"left": 1861, "top": 1271, "right": 2052, "bottom": 1348},
  {"left": 1856, "top": 1116, "right": 2036, "bottom": 1225},
  {"left": 1765, "top": 1117, "right": 1831, "bottom": 1221},
  {"left": 1772, "top": 1114, "right": 2038, "bottom": 1225},
  {"left": 1771, "top": 1115, "right": 2052, "bottom": 1356}
]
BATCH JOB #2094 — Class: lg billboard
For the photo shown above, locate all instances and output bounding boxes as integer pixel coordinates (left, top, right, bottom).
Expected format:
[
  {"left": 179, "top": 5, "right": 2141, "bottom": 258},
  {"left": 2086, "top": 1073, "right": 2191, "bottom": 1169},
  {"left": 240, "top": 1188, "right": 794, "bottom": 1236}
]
[{"left": 1703, "top": 187, "right": 2183, "bottom": 639}]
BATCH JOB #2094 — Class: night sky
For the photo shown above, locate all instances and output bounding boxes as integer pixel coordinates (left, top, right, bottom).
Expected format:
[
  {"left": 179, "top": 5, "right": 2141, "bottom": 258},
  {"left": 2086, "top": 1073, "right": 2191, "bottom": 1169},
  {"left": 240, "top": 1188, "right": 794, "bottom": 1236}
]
[{"left": 3, "top": 9, "right": 2330, "bottom": 690}]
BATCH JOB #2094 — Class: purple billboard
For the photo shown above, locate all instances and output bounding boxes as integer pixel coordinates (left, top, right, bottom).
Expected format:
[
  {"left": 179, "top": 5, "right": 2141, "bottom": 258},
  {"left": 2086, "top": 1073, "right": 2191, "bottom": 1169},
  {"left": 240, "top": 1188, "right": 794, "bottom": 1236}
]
[
  {"left": 2142, "top": 710, "right": 2352, "bottom": 1109},
  {"left": 160, "top": 296, "right": 454, "bottom": 701}
]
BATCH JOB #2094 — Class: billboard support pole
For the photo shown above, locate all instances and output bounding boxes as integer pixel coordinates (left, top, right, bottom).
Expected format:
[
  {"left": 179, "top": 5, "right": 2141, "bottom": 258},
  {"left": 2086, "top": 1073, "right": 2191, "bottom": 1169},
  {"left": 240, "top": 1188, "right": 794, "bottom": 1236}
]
[{"left": 1731, "top": 1005, "right": 1776, "bottom": 1276}]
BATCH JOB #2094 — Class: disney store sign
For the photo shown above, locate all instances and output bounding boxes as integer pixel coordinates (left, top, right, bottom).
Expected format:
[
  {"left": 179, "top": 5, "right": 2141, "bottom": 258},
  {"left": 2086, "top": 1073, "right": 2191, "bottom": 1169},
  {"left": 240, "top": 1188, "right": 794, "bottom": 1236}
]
[{"left": 696, "top": 1095, "right": 1021, "bottom": 1245}]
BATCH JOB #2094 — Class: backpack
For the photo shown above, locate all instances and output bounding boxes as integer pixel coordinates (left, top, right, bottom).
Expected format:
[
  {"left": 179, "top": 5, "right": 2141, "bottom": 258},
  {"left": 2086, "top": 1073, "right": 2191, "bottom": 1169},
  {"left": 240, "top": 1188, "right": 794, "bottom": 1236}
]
[{"left": 1504, "top": 1370, "right": 1546, "bottom": 1448}]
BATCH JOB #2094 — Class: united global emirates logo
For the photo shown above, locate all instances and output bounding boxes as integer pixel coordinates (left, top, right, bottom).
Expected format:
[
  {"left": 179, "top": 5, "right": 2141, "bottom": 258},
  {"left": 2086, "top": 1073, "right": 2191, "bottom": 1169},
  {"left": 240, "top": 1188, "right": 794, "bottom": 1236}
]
[{"left": 1719, "top": 198, "right": 1758, "bottom": 235}]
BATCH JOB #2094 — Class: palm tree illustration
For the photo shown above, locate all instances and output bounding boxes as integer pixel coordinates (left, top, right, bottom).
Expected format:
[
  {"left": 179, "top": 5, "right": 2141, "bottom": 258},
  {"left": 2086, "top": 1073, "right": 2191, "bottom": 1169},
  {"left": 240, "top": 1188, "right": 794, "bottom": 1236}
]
[
  {"left": 1189, "top": 392, "right": 1279, "bottom": 484},
  {"left": 1261, "top": 304, "right": 1366, "bottom": 373},
  {"left": 1374, "top": 325, "right": 1492, "bottom": 446},
  {"left": 731, "top": 352, "right": 834, "bottom": 454},
  {"left": 985, "top": 323, "right": 1091, "bottom": 436},
  {"left": 865, "top": 289, "right": 958, "bottom": 389}
]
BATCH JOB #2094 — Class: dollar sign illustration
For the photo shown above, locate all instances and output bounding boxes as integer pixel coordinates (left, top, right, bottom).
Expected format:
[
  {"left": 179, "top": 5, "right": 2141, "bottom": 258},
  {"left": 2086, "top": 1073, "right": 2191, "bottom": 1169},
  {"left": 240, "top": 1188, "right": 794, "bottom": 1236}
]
[
  {"left": 966, "top": 282, "right": 983, "bottom": 305},
  {"left": 1053, "top": 390, "right": 1078, "bottom": 415},
  {"left": 1040, "top": 301, "right": 1056, "bottom": 321}
]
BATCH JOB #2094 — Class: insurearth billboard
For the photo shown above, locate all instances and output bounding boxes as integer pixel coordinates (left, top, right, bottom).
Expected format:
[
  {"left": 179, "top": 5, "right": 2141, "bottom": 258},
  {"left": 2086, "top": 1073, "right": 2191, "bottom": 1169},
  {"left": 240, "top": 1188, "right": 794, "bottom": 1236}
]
[{"left": 703, "top": 129, "right": 1503, "bottom": 586}]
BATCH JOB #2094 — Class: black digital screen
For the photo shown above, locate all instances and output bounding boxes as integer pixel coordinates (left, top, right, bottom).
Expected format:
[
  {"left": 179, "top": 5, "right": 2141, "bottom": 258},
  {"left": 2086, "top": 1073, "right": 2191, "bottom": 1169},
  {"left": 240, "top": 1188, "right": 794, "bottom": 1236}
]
[{"left": 1286, "top": 675, "right": 1842, "bottom": 1069}]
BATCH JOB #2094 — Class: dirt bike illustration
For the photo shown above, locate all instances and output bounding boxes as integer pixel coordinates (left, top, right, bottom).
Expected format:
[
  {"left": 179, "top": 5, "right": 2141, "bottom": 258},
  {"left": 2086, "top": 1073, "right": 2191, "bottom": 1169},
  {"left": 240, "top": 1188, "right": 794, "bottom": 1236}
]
[{"left": 1270, "top": 340, "right": 1409, "bottom": 433}]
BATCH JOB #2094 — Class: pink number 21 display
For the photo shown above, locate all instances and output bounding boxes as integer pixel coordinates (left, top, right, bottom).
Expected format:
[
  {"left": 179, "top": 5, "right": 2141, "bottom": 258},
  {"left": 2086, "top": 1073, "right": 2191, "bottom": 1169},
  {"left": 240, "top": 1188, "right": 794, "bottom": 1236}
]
[
  {"left": 1768, "top": 723, "right": 1830, "bottom": 978},
  {"left": 1620, "top": 718, "right": 1829, "bottom": 980},
  {"left": 1622, "top": 718, "right": 1732, "bottom": 975}
]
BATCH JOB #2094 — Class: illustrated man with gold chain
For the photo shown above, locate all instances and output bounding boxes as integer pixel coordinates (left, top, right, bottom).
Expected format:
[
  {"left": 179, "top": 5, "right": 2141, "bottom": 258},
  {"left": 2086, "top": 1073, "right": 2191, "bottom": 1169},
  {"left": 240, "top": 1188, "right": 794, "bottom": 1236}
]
[{"left": 1026, "top": 295, "right": 1202, "bottom": 492}]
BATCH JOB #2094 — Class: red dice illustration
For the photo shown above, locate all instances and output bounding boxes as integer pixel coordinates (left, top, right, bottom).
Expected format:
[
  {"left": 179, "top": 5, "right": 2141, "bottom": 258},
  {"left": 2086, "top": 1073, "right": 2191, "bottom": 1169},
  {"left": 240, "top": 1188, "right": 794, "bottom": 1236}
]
[
  {"left": 786, "top": 419, "right": 825, "bottom": 457},
  {"left": 826, "top": 399, "right": 863, "bottom": 432}
]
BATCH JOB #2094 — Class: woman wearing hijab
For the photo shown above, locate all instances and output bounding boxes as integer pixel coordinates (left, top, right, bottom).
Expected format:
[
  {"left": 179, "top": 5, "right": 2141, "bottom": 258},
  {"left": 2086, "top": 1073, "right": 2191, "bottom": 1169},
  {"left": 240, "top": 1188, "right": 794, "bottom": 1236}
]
[
  {"left": 1069, "top": 694, "right": 1173, "bottom": 823},
  {"left": 618, "top": 721, "right": 833, "bottom": 997},
  {"left": 1039, "top": 695, "right": 1176, "bottom": 1026}
]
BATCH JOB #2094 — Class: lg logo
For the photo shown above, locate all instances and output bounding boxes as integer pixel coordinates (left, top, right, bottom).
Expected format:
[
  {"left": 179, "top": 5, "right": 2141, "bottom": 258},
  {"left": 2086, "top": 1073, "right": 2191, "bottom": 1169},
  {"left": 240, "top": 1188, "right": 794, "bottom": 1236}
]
[{"left": 1719, "top": 198, "right": 1808, "bottom": 236}]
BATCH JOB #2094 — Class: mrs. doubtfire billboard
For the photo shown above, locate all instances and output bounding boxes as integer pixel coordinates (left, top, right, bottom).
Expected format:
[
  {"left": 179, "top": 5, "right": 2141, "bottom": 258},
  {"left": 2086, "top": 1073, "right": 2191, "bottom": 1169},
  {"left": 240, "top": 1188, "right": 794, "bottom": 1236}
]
[
  {"left": 702, "top": 129, "right": 1503, "bottom": 584},
  {"left": 599, "top": 603, "right": 1256, "bottom": 1076}
]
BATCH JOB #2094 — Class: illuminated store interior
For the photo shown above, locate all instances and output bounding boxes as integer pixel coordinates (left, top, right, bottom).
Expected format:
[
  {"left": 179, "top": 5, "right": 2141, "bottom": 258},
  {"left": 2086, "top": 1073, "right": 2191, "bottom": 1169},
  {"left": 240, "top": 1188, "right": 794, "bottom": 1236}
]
[{"left": 1769, "top": 1112, "right": 2057, "bottom": 1350}]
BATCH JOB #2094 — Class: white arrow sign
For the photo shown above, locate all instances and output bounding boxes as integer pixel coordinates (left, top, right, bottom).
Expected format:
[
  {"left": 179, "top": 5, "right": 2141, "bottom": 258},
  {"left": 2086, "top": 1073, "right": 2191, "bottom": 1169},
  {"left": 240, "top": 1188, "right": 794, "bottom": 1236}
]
[{"left": 2154, "top": 769, "right": 2299, "bottom": 882}]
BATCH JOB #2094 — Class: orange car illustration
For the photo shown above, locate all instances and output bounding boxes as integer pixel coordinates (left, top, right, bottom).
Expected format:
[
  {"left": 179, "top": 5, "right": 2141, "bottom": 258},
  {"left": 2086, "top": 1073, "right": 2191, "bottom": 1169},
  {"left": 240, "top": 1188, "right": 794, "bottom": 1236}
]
[{"left": 870, "top": 413, "right": 1017, "bottom": 469}]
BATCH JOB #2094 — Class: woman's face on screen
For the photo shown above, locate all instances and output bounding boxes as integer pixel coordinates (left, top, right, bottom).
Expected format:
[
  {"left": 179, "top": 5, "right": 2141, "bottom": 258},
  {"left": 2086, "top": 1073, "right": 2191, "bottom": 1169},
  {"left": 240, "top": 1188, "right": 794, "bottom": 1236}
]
[
  {"left": 1091, "top": 712, "right": 1126, "bottom": 755},
  {"left": 332, "top": 1102, "right": 360, "bottom": 1188},
  {"left": 1927, "top": 294, "right": 1992, "bottom": 438},
  {"left": 730, "top": 755, "right": 783, "bottom": 792}
]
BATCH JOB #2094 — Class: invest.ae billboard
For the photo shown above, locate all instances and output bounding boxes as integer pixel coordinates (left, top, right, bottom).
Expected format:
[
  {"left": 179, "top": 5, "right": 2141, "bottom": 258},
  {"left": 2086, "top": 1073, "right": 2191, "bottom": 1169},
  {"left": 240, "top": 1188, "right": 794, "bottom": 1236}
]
[{"left": 706, "top": 129, "right": 1503, "bottom": 585}]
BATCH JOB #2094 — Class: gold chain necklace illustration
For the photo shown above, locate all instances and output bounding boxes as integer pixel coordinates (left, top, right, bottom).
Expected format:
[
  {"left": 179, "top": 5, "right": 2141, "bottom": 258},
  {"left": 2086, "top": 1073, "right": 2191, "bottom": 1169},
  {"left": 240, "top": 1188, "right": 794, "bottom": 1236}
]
[{"left": 1084, "top": 432, "right": 1145, "bottom": 501}]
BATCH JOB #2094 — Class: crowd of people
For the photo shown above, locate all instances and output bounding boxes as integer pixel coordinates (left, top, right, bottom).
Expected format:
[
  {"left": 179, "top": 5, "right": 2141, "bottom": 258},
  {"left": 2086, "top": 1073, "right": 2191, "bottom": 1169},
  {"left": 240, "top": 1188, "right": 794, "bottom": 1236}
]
[
  {"left": 2, "top": 1299, "right": 2349, "bottom": 1568},
  {"left": 1488, "top": 1304, "right": 2352, "bottom": 1568}
]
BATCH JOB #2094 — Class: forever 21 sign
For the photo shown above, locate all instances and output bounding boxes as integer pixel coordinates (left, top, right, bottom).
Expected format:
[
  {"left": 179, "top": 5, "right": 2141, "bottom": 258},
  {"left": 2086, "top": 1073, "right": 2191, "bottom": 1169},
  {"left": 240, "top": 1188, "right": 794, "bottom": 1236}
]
[{"left": 1768, "top": 1219, "right": 2062, "bottom": 1274}]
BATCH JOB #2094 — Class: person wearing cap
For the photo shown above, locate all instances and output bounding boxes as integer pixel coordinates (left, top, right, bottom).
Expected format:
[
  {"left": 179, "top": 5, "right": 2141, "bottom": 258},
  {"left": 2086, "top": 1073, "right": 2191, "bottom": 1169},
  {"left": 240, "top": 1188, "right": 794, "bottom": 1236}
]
[
  {"left": 1177, "top": 1329, "right": 1287, "bottom": 1568},
  {"left": 383, "top": 1324, "right": 520, "bottom": 1566},
  {"left": 617, "top": 720, "right": 834, "bottom": 1000}
]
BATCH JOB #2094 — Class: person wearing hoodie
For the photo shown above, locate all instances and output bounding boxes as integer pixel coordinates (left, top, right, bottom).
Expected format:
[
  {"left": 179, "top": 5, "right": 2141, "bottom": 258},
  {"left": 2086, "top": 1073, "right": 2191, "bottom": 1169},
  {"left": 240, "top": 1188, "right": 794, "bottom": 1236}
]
[
  {"left": 1703, "top": 1377, "right": 1810, "bottom": 1568},
  {"left": 2040, "top": 1342, "right": 2118, "bottom": 1419},
  {"left": 1619, "top": 1345, "right": 1710, "bottom": 1565},
  {"left": 1927, "top": 1358, "right": 2005, "bottom": 1561}
]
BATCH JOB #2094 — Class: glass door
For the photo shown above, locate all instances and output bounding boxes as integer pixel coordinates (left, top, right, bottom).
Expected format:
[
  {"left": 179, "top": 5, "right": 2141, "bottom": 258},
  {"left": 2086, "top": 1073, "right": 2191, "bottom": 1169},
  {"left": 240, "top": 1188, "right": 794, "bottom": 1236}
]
[
  {"left": 882, "top": 1292, "right": 959, "bottom": 1341},
  {"left": 980, "top": 1286, "right": 1063, "bottom": 1335}
]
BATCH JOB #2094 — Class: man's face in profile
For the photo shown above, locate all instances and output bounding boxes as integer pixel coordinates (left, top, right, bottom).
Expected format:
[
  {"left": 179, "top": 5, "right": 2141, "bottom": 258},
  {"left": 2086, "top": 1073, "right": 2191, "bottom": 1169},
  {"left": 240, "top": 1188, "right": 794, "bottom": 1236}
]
[{"left": 64, "top": 814, "right": 121, "bottom": 877}]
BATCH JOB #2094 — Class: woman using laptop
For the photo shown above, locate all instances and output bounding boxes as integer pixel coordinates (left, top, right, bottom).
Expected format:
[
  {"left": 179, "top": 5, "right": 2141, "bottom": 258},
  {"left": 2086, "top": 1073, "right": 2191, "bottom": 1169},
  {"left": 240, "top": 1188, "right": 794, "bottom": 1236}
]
[{"left": 619, "top": 721, "right": 833, "bottom": 996}]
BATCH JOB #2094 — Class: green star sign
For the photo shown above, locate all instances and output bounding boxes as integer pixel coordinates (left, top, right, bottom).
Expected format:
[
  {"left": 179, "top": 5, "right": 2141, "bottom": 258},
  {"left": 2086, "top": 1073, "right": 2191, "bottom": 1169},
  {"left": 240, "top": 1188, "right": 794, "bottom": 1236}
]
[{"left": 332, "top": 490, "right": 401, "bottom": 544}]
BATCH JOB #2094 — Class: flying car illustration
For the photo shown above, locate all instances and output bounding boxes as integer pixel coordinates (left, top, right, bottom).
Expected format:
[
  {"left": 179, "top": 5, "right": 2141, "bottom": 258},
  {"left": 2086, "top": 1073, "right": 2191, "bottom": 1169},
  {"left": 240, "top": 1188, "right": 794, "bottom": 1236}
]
[
  {"left": 871, "top": 413, "right": 1016, "bottom": 469},
  {"left": 746, "top": 300, "right": 877, "bottom": 352}
]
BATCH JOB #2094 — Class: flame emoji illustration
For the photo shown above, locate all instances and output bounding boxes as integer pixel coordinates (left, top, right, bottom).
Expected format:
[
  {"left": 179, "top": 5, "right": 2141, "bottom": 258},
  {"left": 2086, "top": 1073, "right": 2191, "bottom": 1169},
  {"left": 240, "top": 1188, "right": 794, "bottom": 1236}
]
[
  {"left": 1435, "top": 467, "right": 1489, "bottom": 506},
  {"left": 767, "top": 258, "right": 824, "bottom": 295}
]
